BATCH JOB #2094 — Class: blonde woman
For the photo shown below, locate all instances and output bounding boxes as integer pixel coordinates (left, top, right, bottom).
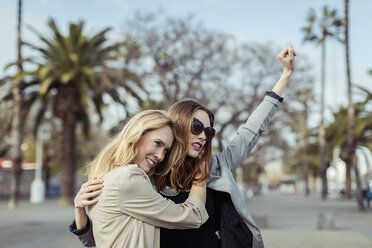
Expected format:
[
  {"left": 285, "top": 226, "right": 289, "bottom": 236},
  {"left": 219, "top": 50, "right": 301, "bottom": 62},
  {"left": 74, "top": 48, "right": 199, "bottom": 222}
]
[{"left": 84, "top": 110, "right": 208, "bottom": 248}]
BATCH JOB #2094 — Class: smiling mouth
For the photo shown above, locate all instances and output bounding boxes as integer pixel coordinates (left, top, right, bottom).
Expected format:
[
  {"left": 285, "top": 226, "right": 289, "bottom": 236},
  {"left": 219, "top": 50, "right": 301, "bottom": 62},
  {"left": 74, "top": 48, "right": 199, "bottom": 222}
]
[
  {"left": 146, "top": 158, "right": 156, "bottom": 167},
  {"left": 192, "top": 142, "right": 203, "bottom": 151}
]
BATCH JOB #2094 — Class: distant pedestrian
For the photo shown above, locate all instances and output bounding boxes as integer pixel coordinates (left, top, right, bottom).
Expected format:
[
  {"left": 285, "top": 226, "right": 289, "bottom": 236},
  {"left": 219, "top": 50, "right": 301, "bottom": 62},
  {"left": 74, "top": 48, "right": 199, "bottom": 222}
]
[{"left": 361, "top": 173, "right": 371, "bottom": 208}]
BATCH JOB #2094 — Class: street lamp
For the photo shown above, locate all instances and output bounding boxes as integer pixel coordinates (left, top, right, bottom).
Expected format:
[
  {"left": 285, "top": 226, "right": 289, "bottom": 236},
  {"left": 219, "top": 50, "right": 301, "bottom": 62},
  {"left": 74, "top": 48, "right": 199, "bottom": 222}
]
[{"left": 30, "top": 125, "right": 48, "bottom": 203}]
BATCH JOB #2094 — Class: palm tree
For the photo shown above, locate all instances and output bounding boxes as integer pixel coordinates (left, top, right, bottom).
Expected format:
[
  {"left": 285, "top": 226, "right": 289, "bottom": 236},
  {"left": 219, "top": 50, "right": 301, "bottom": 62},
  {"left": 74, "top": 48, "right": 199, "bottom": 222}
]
[
  {"left": 296, "top": 88, "right": 314, "bottom": 196},
  {"left": 326, "top": 96, "right": 372, "bottom": 210},
  {"left": 22, "top": 19, "right": 122, "bottom": 205},
  {"left": 8, "top": 0, "right": 26, "bottom": 209},
  {"left": 342, "top": 0, "right": 363, "bottom": 210},
  {"left": 327, "top": 103, "right": 372, "bottom": 156},
  {"left": 302, "top": 6, "right": 343, "bottom": 200}
]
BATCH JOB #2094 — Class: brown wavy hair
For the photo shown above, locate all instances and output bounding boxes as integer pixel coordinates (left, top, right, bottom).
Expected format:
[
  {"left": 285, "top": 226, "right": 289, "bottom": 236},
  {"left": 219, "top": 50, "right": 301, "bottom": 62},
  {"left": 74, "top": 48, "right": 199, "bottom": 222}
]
[{"left": 156, "top": 99, "right": 214, "bottom": 190}]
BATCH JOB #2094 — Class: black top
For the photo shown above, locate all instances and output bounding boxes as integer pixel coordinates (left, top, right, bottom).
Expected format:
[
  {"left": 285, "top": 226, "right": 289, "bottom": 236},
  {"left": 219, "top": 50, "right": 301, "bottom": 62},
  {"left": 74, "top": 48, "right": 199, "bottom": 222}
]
[{"left": 160, "top": 188, "right": 228, "bottom": 248}]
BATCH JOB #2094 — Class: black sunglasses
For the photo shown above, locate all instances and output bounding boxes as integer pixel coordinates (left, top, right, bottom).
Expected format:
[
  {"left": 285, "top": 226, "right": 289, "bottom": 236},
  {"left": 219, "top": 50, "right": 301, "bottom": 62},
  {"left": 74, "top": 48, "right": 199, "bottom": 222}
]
[{"left": 191, "top": 118, "right": 215, "bottom": 141}]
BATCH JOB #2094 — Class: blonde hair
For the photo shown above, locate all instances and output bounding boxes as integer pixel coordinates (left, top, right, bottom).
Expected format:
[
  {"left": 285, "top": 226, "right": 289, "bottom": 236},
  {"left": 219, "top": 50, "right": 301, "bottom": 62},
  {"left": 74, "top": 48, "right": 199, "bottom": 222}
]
[{"left": 87, "top": 110, "right": 181, "bottom": 187}]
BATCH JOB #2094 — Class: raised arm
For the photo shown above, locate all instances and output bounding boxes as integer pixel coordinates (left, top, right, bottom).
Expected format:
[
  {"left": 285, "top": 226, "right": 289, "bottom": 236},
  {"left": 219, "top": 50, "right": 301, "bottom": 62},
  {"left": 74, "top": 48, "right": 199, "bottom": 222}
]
[
  {"left": 272, "top": 45, "right": 296, "bottom": 96},
  {"left": 210, "top": 45, "right": 296, "bottom": 175}
]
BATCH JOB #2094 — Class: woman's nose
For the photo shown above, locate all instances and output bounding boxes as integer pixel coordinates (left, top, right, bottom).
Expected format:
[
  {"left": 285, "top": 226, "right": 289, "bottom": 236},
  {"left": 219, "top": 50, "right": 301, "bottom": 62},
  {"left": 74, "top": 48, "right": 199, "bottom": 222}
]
[
  {"left": 154, "top": 149, "right": 164, "bottom": 162},
  {"left": 198, "top": 131, "right": 207, "bottom": 140}
]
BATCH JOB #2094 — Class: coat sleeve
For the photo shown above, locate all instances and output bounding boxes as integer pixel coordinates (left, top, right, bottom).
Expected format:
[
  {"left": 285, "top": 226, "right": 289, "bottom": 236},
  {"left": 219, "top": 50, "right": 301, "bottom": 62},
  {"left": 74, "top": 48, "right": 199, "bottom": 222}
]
[
  {"left": 69, "top": 217, "right": 96, "bottom": 247},
  {"left": 210, "top": 93, "right": 282, "bottom": 175},
  {"left": 118, "top": 167, "right": 208, "bottom": 229}
]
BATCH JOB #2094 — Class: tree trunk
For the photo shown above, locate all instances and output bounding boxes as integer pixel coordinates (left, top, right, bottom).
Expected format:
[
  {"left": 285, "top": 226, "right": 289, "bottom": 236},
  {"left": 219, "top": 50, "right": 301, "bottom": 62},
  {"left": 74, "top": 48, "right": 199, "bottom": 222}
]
[
  {"left": 345, "top": 159, "right": 352, "bottom": 199},
  {"left": 320, "top": 40, "right": 328, "bottom": 200},
  {"left": 352, "top": 153, "right": 364, "bottom": 210},
  {"left": 344, "top": 0, "right": 363, "bottom": 210},
  {"left": 304, "top": 158, "right": 310, "bottom": 196},
  {"left": 303, "top": 105, "right": 310, "bottom": 196},
  {"left": 55, "top": 83, "right": 80, "bottom": 206},
  {"left": 8, "top": 0, "right": 24, "bottom": 209},
  {"left": 58, "top": 118, "right": 77, "bottom": 206},
  {"left": 312, "top": 171, "right": 318, "bottom": 193}
]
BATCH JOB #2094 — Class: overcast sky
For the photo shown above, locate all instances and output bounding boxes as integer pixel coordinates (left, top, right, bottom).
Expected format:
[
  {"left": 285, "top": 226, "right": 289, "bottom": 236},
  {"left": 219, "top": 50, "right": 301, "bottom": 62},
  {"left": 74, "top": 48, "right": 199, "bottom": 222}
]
[{"left": 1, "top": 0, "right": 371, "bottom": 121}]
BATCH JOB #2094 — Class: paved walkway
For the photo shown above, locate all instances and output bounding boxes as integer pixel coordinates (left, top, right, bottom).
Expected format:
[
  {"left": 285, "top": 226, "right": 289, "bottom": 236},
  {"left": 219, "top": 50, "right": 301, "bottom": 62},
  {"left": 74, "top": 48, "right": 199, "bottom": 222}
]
[
  {"left": 246, "top": 193, "right": 372, "bottom": 248},
  {"left": 0, "top": 199, "right": 81, "bottom": 248},
  {"left": 0, "top": 193, "right": 371, "bottom": 248}
]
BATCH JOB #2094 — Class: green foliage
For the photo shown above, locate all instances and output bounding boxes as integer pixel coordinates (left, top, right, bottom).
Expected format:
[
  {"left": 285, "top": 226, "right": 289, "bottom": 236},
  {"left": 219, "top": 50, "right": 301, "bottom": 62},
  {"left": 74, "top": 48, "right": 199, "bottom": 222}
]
[
  {"left": 22, "top": 19, "right": 122, "bottom": 137},
  {"left": 0, "top": 19, "right": 127, "bottom": 203},
  {"left": 326, "top": 90, "right": 372, "bottom": 158},
  {"left": 302, "top": 6, "right": 344, "bottom": 45}
]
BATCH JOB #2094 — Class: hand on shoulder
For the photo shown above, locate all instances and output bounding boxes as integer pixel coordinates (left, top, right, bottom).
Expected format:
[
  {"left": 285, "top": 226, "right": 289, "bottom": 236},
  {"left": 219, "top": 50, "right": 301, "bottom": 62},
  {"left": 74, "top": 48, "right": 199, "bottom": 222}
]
[{"left": 74, "top": 178, "right": 104, "bottom": 209}]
